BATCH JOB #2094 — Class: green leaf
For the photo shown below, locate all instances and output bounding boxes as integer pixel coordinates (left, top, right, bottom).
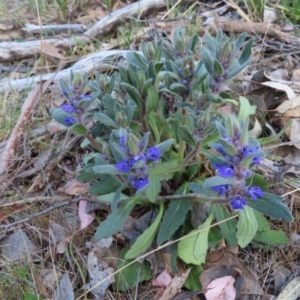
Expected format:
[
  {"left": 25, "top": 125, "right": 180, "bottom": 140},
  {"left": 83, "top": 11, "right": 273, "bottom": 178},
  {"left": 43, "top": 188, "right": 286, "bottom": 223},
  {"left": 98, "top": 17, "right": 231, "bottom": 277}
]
[
  {"left": 24, "top": 292, "right": 42, "bottom": 300},
  {"left": 51, "top": 108, "right": 71, "bottom": 127},
  {"left": 113, "top": 249, "right": 152, "bottom": 292},
  {"left": 69, "top": 123, "right": 88, "bottom": 134},
  {"left": 238, "top": 96, "right": 256, "bottom": 121},
  {"left": 178, "top": 214, "right": 213, "bottom": 265},
  {"left": 237, "top": 206, "right": 258, "bottom": 248},
  {"left": 200, "top": 47, "right": 214, "bottom": 74},
  {"left": 125, "top": 202, "right": 164, "bottom": 259},
  {"left": 94, "top": 196, "right": 138, "bottom": 240},
  {"left": 148, "top": 160, "right": 180, "bottom": 181},
  {"left": 213, "top": 59, "right": 224, "bottom": 77},
  {"left": 111, "top": 186, "right": 122, "bottom": 212},
  {"left": 155, "top": 139, "right": 174, "bottom": 154},
  {"left": 252, "top": 230, "right": 289, "bottom": 247},
  {"left": 145, "top": 177, "right": 161, "bottom": 203},
  {"left": 121, "top": 82, "right": 142, "bottom": 109},
  {"left": 157, "top": 199, "right": 192, "bottom": 245},
  {"left": 218, "top": 138, "right": 237, "bottom": 156},
  {"left": 239, "top": 38, "right": 253, "bottom": 65},
  {"left": 213, "top": 204, "right": 236, "bottom": 247},
  {"left": 247, "top": 192, "right": 293, "bottom": 221},
  {"left": 253, "top": 210, "right": 270, "bottom": 231},
  {"left": 110, "top": 141, "right": 127, "bottom": 162},
  {"left": 146, "top": 85, "right": 159, "bottom": 115},
  {"left": 184, "top": 265, "right": 203, "bottom": 291},
  {"left": 90, "top": 176, "right": 121, "bottom": 195},
  {"left": 247, "top": 172, "right": 269, "bottom": 190},
  {"left": 208, "top": 227, "right": 223, "bottom": 248},
  {"left": 93, "top": 164, "right": 120, "bottom": 175},
  {"left": 189, "top": 182, "right": 219, "bottom": 197},
  {"left": 258, "top": 119, "right": 292, "bottom": 145},
  {"left": 97, "top": 192, "right": 129, "bottom": 203},
  {"left": 94, "top": 112, "right": 119, "bottom": 128},
  {"left": 178, "top": 126, "right": 196, "bottom": 147},
  {"left": 203, "top": 176, "right": 235, "bottom": 189}
]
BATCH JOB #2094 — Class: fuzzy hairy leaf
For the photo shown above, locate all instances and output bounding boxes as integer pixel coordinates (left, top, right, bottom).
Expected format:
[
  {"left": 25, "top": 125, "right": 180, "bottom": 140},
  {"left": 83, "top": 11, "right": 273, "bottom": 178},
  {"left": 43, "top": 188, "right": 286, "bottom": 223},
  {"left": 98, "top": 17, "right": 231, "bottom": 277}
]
[
  {"left": 93, "top": 164, "right": 120, "bottom": 175},
  {"left": 157, "top": 199, "right": 192, "bottom": 245},
  {"left": 94, "top": 112, "right": 118, "bottom": 128},
  {"left": 237, "top": 206, "right": 258, "bottom": 248},
  {"left": 189, "top": 182, "right": 219, "bottom": 197},
  {"left": 247, "top": 193, "right": 293, "bottom": 221},
  {"left": 155, "top": 139, "right": 174, "bottom": 154},
  {"left": 200, "top": 47, "right": 214, "bottom": 74},
  {"left": 203, "top": 176, "right": 236, "bottom": 189},
  {"left": 148, "top": 160, "right": 180, "bottom": 181}
]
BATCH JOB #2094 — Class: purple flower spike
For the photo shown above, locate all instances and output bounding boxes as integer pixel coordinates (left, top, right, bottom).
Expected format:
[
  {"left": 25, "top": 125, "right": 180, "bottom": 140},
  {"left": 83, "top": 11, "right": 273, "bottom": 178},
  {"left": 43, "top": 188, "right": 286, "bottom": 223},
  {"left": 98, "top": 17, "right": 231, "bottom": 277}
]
[
  {"left": 229, "top": 195, "right": 247, "bottom": 209},
  {"left": 245, "top": 186, "right": 263, "bottom": 200},
  {"left": 115, "top": 159, "right": 131, "bottom": 173},
  {"left": 215, "top": 163, "right": 235, "bottom": 178},
  {"left": 145, "top": 147, "right": 161, "bottom": 161},
  {"left": 64, "top": 116, "right": 76, "bottom": 126},
  {"left": 61, "top": 104, "right": 75, "bottom": 113},
  {"left": 212, "top": 184, "right": 232, "bottom": 196},
  {"left": 251, "top": 156, "right": 261, "bottom": 165}
]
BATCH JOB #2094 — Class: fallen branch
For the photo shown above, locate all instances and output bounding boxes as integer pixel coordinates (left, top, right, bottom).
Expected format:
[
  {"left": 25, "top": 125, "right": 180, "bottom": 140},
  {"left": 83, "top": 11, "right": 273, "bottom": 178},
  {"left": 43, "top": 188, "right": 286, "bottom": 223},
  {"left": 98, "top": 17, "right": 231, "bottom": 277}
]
[
  {"left": 215, "top": 17, "right": 300, "bottom": 46},
  {"left": 0, "top": 50, "right": 134, "bottom": 92},
  {"left": 0, "top": 0, "right": 194, "bottom": 62},
  {"left": 22, "top": 23, "right": 86, "bottom": 35}
]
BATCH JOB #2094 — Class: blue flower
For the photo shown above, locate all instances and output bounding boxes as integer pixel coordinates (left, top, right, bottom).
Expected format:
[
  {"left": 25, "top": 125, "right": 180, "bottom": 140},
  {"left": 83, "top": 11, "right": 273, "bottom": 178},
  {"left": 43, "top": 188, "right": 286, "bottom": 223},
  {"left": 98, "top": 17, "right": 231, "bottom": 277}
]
[
  {"left": 64, "top": 116, "right": 76, "bottom": 126},
  {"left": 240, "top": 169, "right": 252, "bottom": 178},
  {"left": 242, "top": 146, "right": 260, "bottom": 157},
  {"left": 229, "top": 195, "right": 247, "bottom": 209},
  {"left": 120, "top": 135, "right": 126, "bottom": 147},
  {"left": 215, "top": 163, "right": 235, "bottom": 178},
  {"left": 79, "top": 94, "right": 92, "bottom": 100},
  {"left": 212, "top": 184, "right": 232, "bottom": 196},
  {"left": 245, "top": 186, "right": 263, "bottom": 200},
  {"left": 251, "top": 155, "right": 261, "bottom": 165},
  {"left": 115, "top": 159, "right": 131, "bottom": 173},
  {"left": 61, "top": 104, "right": 75, "bottom": 113},
  {"left": 129, "top": 176, "right": 149, "bottom": 189},
  {"left": 145, "top": 147, "right": 161, "bottom": 161}
]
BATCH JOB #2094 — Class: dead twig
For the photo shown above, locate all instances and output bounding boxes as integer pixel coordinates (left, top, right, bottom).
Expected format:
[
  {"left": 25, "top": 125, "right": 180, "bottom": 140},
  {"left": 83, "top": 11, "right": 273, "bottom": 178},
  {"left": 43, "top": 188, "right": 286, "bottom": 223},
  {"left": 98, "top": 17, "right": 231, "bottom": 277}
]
[
  {"left": 0, "top": 196, "right": 71, "bottom": 208},
  {"left": 0, "top": 197, "right": 80, "bottom": 232}
]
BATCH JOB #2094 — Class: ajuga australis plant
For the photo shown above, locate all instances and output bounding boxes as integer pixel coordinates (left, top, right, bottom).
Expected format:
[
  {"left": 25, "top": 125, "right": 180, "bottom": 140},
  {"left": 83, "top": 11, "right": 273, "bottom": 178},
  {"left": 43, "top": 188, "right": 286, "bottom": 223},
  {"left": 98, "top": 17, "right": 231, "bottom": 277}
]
[{"left": 51, "top": 27, "right": 293, "bottom": 289}]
